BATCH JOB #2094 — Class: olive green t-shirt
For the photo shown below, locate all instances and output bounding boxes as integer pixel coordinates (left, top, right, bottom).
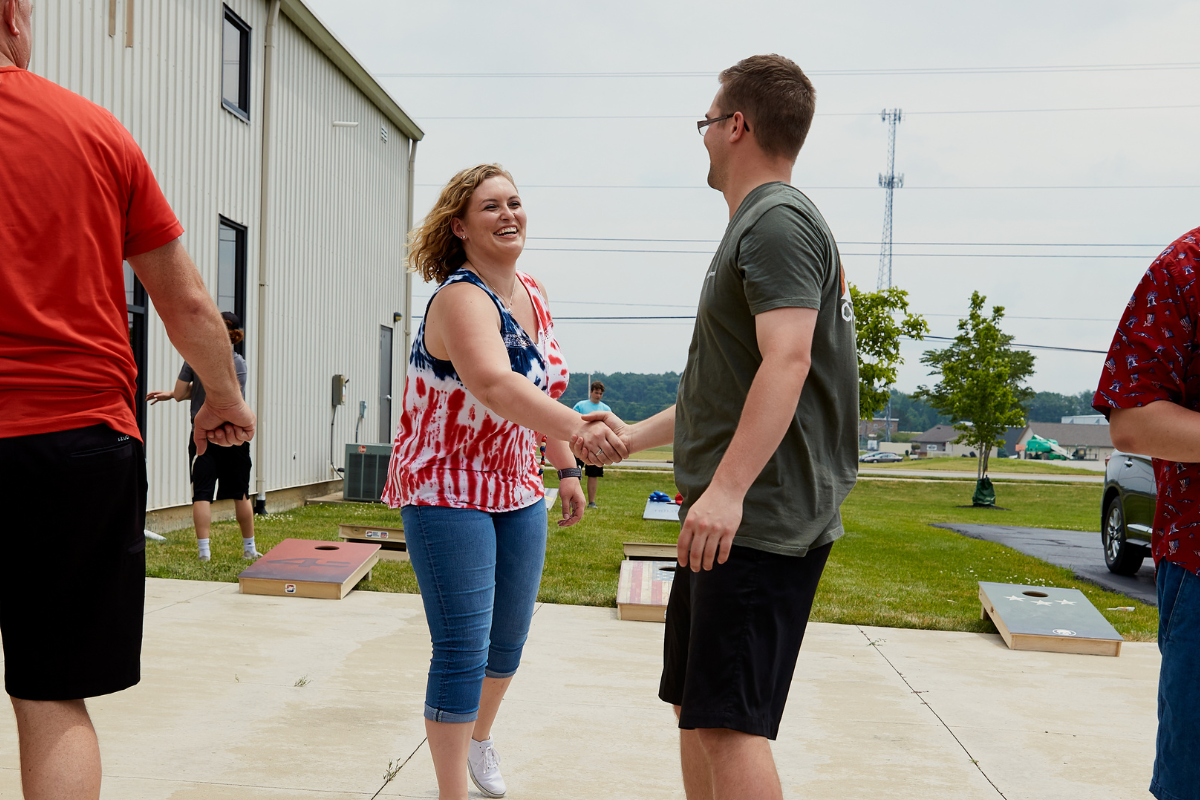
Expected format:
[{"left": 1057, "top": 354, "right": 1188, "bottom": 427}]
[{"left": 674, "top": 182, "right": 859, "bottom": 557}]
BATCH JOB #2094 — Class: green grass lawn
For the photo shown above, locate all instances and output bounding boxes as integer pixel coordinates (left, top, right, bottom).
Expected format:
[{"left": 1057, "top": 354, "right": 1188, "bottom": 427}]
[
  {"left": 863, "top": 456, "right": 1102, "bottom": 476},
  {"left": 629, "top": 445, "right": 674, "bottom": 462},
  {"left": 145, "top": 470, "right": 1155, "bottom": 640}
]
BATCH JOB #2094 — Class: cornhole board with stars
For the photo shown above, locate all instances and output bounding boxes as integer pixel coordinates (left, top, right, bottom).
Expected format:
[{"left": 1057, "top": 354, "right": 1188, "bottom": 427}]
[
  {"left": 643, "top": 499, "right": 681, "bottom": 522},
  {"left": 617, "top": 559, "right": 676, "bottom": 622},
  {"left": 337, "top": 524, "right": 408, "bottom": 562},
  {"left": 979, "top": 581, "right": 1123, "bottom": 657},
  {"left": 238, "top": 538, "right": 379, "bottom": 599},
  {"left": 623, "top": 542, "right": 677, "bottom": 561}
]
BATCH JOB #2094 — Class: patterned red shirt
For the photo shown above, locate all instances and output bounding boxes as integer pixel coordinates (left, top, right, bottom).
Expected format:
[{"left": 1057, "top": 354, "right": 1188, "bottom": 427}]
[{"left": 1093, "top": 226, "right": 1200, "bottom": 574}]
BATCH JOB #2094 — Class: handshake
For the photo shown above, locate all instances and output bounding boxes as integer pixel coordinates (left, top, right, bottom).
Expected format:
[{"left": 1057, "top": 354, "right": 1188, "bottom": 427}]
[{"left": 569, "top": 411, "right": 633, "bottom": 466}]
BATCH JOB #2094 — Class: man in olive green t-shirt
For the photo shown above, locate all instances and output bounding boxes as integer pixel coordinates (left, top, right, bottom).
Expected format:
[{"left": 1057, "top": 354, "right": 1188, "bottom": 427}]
[{"left": 573, "top": 55, "right": 858, "bottom": 800}]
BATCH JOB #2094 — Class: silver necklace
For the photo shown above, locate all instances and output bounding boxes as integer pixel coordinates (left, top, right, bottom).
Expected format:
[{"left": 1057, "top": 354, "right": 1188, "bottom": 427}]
[{"left": 477, "top": 271, "right": 518, "bottom": 310}]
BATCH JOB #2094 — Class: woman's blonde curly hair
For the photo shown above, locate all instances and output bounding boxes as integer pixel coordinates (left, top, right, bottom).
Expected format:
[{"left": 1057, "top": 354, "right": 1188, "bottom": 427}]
[{"left": 407, "top": 164, "right": 518, "bottom": 284}]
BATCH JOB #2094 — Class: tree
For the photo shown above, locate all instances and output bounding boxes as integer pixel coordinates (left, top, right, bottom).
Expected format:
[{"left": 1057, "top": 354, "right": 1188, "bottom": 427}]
[
  {"left": 915, "top": 291, "right": 1035, "bottom": 492},
  {"left": 851, "top": 285, "right": 929, "bottom": 420}
]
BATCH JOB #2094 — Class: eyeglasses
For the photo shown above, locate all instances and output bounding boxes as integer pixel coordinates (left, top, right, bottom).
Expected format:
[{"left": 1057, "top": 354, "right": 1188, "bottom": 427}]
[{"left": 697, "top": 113, "right": 736, "bottom": 135}]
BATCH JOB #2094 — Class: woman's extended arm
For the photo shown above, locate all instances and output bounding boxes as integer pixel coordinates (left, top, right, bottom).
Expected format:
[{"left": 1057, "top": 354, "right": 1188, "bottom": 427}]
[
  {"left": 432, "top": 283, "right": 628, "bottom": 462},
  {"left": 544, "top": 438, "right": 585, "bottom": 527}
]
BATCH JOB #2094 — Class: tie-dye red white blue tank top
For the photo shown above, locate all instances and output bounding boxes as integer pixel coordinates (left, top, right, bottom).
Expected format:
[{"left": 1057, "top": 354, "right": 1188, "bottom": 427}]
[{"left": 382, "top": 269, "right": 569, "bottom": 511}]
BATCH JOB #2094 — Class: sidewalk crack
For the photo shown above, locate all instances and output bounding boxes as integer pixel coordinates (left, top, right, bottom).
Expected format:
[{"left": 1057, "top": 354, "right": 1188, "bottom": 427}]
[
  {"left": 371, "top": 737, "right": 427, "bottom": 799},
  {"left": 857, "top": 626, "right": 1007, "bottom": 798}
]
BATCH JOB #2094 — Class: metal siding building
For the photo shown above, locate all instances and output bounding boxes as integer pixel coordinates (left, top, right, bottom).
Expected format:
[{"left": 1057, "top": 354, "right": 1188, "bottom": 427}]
[{"left": 30, "top": 0, "right": 422, "bottom": 517}]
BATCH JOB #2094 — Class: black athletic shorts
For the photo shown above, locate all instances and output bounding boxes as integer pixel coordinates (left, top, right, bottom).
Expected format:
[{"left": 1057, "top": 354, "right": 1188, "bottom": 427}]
[
  {"left": 659, "top": 541, "right": 832, "bottom": 740},
  {"left": 189, "top": 435, "right": 252, "bottom": 502},
  {"left": 574, "top": 457, "right": 604, "bottom": 478},
  {"left": 0, "top": 424, "right": 146, "bottom": 701}
]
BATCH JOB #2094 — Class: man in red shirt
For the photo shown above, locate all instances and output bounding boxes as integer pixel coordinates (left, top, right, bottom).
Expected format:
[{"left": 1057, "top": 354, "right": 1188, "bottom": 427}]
[
  {"left": 1094, "top": 226, "right": 1200, "bottom": 800},
  {"left": 0, "top": 1, "right": 255, "bottom": 797}
]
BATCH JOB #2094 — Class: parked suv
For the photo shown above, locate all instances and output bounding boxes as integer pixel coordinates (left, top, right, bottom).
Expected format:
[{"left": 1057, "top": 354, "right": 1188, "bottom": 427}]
[{"left": 1101, "top": 449, "right": 1155, "bottom": 575}]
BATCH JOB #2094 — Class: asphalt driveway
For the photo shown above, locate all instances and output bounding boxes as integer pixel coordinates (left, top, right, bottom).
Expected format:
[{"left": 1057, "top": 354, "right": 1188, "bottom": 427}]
[{"left": 932, "top": 523, "right": 1157, "bottom": 606}]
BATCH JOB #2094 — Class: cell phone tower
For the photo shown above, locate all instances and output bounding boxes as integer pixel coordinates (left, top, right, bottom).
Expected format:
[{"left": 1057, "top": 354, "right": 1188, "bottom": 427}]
[{"left": 877, "top": 109, "right": 904, "bottom": 290}]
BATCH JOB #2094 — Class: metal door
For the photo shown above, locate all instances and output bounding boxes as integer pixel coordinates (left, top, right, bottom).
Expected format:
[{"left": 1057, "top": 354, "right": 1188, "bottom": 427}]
[
  {"left": 123, "top": 262, "right": 148, "bottom": 437},
  {"left": 379, "top": 325, "right": 393, "bottom": 443}
]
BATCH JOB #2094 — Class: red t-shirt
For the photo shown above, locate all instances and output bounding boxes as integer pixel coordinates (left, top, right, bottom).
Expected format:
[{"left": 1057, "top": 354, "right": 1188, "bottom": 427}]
[
  {"left": 0, "top": 67, "right": 183, "bottom": 441},
  {"left": 1093, "top": 226, "right": 1200, "bottom": 575}
]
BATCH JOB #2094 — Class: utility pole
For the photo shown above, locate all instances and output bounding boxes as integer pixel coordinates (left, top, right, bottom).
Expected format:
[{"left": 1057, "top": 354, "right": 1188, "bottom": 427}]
[{"left": 877, "top": 109, "right": 903, "bottom": 442}]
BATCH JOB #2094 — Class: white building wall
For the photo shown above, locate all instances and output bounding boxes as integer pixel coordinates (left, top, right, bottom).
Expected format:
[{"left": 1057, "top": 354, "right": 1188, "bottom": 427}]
[{"left": 31, "top": 0, "right": 413, "bottom": 511}]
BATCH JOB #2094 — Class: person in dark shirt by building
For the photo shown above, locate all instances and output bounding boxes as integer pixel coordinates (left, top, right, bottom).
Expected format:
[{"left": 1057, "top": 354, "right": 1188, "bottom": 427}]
[
  {"left": 149, "top": 312, "right": 259, "bottom": 561},
  {"left": 1094, "top": 226, "right": 1200, "bottom": 800}
]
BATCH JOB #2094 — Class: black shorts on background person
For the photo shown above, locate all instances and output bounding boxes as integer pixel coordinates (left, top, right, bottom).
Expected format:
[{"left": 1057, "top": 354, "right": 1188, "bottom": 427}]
[{"left": 189, "top": 437, "right": 252, "bottom": 503}]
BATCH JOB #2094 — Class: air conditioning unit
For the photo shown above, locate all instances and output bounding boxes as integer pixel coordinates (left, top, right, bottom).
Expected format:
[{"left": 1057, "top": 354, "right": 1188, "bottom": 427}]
[{"left": 343, "top": 443, "right": 392, "bottom": 503}]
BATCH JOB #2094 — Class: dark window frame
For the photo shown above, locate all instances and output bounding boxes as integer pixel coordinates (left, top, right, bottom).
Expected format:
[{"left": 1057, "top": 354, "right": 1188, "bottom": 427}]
[
  {"left": 221, "top": 5, "right": 252, "bottom": 121},
  {"left": 217, "top": 216, "right": 248, "bottom": 356},
  {"left": 124, "top": 264, "right": 149, "bottom": 437}
]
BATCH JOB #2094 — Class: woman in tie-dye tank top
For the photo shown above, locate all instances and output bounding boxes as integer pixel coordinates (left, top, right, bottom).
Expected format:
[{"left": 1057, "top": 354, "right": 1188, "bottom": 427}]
[{"left": 383, "top": 164, "right": 628, "bottom": 798}]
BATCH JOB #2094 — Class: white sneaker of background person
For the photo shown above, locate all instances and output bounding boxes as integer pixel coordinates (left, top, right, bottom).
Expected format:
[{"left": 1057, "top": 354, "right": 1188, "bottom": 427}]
[{"left": 468, "top": 737, "right": 506, "bottom": 797}]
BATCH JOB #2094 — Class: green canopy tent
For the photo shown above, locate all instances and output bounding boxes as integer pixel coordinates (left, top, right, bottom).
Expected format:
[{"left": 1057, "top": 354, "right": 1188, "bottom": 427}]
[{"left": 1024, "top": 434, "right": 1070, "bottom": 460}]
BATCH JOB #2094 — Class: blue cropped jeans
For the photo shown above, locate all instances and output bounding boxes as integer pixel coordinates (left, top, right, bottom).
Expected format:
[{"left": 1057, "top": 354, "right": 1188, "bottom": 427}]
[
  {"left": 401, "top": 501, "right": 547, "bottom": 723},
  {"left": 1152, "top": 560, "right": 1200, "bottom": 800}
]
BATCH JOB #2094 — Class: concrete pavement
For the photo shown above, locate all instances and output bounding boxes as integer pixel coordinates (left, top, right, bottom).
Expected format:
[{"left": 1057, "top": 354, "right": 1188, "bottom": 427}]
[
  {"left": 859, "top": 468, "right": 1103, "bottom": 483},
  {"left": 0, "top": 579, "right": 1157, "bottom": 799}
]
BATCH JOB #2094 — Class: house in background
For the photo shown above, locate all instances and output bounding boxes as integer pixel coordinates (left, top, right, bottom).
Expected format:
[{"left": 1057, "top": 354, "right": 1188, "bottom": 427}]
[
  {"left": 910, "top": 425, "right": 999, "bottom": 459},
  {"left": 33, "top": 0, "right": 423, "bottom": 528},
  {"left": 1016, "top": 421, "right": 1114, "bottom": 461}
]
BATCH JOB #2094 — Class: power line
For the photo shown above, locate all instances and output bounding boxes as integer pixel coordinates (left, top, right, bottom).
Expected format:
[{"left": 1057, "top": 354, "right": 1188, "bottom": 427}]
[
  {"left": 530, "top": 237, "right": 1164, "bottom": 246},
  {"left": 418, "top": 103, "right": 1200, "bottom": 121},
  {"left": 415, "top": 183, "right": 1200, "bottom": 190},
  {"left": 521, "top": 247, "right": 1152, "bottom": 258},
  {"left": 910, "top": 335, "right": 1106, "bottom": 355},
  {"left": 377, "top": 61, "right": 1200, "bottom": 78}
]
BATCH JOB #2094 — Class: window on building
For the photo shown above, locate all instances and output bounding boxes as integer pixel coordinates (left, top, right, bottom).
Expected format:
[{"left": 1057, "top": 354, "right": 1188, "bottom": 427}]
[
  {"left": 218, "top": 217, "right": 247, "bottom": 355},
  {"left": 221, "top": 6, "right": 251, "bottom": 120}
]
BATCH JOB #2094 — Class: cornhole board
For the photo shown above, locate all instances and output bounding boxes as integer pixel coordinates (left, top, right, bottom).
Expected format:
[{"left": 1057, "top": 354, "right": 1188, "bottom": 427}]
[
  {"left": 545, "top": 488, "right": 559, "bottom": 509},
  {"left": 238, "top": 538, "right": 379, "bottom": 599},
  {"left": 979, "top": 581, "right": 1123, "bottom": 656},
  {"left": 337, "top": 524, "right": 407, "bottom": 562},
  {"left": 643, "top": 499, "right": 681, "bottom": 522},
  {"left": 623, "top": 542, "right": 677, "bottom": 561},
  {"left": 617, "top": 559, "right": 675, "bottom": 622}
]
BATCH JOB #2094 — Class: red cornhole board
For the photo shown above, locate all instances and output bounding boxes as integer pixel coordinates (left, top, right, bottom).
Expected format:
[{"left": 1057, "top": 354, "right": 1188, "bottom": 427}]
[{"left": 238, "top": 538, "right": 379, "bottom": 600}]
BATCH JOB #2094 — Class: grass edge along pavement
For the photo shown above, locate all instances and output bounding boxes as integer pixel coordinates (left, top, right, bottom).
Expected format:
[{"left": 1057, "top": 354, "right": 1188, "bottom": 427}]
[{"left": 144, "top": 472, "right": 1155, "bottom": 642}]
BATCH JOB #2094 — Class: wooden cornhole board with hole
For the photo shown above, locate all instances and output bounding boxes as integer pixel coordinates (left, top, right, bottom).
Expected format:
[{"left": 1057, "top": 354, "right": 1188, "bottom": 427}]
[
  {"left": 623, "top": 542, "right": 677, "bottom": 561},
  {"left": 979, "top": 581, "right": 1123, "bottom": 657},
  {"left": 238, "top": 538, "right": 379, "bottom": 599},
  {"left": 643, "top": 499, "right": 681, "bottom": 522},
  {"left": 337, "top": 524, "right": 408, "bottom": 562},
  {"left": 617, "top": 559, "right": 675, "bottom": 622}
]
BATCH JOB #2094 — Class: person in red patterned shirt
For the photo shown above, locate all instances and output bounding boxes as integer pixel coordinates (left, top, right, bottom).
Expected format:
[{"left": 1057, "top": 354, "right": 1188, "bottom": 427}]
[{"left": 1094, "top": 225, "right": 1200, "bottom": 800}]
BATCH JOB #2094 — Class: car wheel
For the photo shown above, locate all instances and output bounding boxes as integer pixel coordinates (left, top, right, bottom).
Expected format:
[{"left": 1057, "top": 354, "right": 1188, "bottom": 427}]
[{"left": 1103, "top": 499, "right": 1145, "bottom": 576}]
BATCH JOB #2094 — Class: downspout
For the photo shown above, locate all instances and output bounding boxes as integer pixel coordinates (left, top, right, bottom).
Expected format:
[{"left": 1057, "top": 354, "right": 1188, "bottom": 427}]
[
  {"left": 403, "top": 139, "right": 417, "bottom": 360},
  {"left": 253, "top": 0, "right": 281, "bottom": 514}
]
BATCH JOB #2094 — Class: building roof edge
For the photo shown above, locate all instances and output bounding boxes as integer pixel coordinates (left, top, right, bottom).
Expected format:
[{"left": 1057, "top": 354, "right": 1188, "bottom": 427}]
[{"left": 281, "top": 0, "right": 424, "bottom": 142}]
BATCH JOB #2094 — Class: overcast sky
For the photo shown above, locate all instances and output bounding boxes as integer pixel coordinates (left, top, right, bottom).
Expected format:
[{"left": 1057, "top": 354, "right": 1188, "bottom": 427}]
[{"left": 307, "top": 0, "right": 1200, "bottom": 395}]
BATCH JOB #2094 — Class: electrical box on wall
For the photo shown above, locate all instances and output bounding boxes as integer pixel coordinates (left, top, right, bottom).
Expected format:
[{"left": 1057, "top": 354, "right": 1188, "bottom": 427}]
[{"left": 332, "top": 374, "right": 348, "bottom": 408}]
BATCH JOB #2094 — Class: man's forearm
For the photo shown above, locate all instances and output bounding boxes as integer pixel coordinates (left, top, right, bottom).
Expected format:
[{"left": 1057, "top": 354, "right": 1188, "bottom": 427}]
[
  {"left": 708, "top": 357, "right": 808, "bottom": 498},
  {"left": 543, "top": 438, "right": 578, "bottom": 472},
  {"left": 630, "top": 405, "right": 676, "bottom": 452},
  {"left": 129, "top": 240, "right": 241, "bottom": 407},
  {"left": 1111, "top": 403, "right": 1200, "bottom": 462}
]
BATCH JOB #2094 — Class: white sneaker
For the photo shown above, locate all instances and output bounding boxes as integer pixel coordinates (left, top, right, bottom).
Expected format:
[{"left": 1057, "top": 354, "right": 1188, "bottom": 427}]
[
  {"left": 467, "top": 737, "right": 506, "bottom": 798},
  {"left": 242, "top": 549, "right": 263, "bottom": 560},
  {"left": 198, "top": 553, "right": 210, "bottom": 562}
]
